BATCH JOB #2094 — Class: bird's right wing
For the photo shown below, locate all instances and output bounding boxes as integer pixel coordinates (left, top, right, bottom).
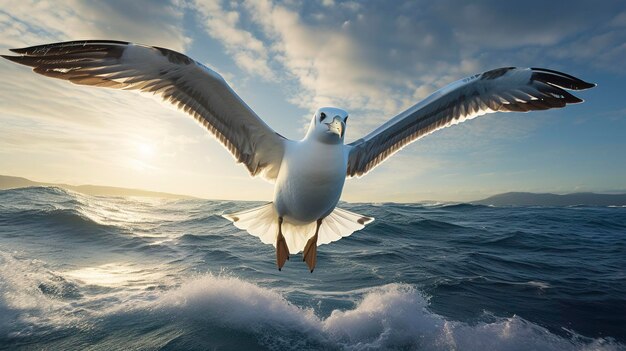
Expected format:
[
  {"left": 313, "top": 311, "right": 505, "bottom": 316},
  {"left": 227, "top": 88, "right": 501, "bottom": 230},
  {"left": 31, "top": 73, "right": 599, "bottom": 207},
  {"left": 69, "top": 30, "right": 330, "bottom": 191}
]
[
  {"left": 346, "top": 67, "right": 595, "bottom": 177},
  {"left": 2, "top": 40, "right": 286, "bottom": 181}
]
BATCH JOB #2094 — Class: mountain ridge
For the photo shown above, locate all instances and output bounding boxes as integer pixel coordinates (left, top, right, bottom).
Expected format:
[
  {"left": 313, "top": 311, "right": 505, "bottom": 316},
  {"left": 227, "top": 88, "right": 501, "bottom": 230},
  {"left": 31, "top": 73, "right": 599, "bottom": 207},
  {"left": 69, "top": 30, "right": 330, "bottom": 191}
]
[
  {"left": 473, "top": 191, "right": 626, "bottom": 206},
  {"left": 0, "top": 175, "right": 197, "bottom": 199}
]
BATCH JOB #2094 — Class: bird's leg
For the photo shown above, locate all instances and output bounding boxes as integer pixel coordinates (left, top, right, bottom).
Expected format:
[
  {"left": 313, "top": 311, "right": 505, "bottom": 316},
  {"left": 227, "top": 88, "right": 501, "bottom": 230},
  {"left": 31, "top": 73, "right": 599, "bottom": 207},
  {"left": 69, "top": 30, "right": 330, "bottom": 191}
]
[
  {"left": 303, "top": 218, "right": 322, "bottom": 273},
  {"left": 276, "top": 217, "right": 289, "bottom": 271}
]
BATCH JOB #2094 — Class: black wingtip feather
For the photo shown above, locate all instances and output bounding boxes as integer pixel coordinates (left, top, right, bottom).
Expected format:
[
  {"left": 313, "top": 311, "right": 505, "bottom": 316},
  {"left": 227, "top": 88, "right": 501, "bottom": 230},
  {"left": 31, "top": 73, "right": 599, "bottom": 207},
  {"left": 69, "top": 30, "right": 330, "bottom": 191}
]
[
  {"left": 1, "top": 55, "right": 23, "bottom": 64},
  {"left": 531, "top": 68, "right": 595, "bottom": 90},
  {"left": 559, "top": 90, "right": 584, "bottom": 104}
]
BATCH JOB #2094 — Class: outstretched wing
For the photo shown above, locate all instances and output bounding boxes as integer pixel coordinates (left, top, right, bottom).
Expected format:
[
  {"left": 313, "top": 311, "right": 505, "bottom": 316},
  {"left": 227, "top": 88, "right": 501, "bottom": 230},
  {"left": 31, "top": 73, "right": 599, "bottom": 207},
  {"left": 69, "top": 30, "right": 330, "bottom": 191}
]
[
  {"left": 346, "top": 67, "right": 595, "bottom": 177},
  {"left": 2, "top": 40, "right": 286, "bottom": 181}
]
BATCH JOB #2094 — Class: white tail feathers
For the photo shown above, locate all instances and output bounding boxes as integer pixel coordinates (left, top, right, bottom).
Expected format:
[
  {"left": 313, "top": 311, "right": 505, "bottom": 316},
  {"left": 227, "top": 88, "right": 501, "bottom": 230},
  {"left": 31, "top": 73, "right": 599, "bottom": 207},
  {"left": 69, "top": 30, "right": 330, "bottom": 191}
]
[{"left": 222, "top": 203, "right": 374, "bottom": 254}]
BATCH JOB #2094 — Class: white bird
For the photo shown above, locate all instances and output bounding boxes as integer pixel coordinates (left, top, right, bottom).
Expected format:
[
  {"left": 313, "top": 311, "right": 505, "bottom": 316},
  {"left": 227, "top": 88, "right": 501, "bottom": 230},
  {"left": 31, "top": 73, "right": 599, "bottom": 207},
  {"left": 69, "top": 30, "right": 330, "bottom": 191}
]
[{"left": 2, "top": 40, "right": 595, "bottom": 272}]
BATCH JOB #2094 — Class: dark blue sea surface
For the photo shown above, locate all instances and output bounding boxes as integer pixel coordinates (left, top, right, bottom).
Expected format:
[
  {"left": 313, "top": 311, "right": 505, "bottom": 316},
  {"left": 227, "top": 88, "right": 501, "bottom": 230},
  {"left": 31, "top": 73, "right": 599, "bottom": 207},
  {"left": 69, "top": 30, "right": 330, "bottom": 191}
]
[{"left": 0, "top": 186, "right": 624, "bottom": 350}]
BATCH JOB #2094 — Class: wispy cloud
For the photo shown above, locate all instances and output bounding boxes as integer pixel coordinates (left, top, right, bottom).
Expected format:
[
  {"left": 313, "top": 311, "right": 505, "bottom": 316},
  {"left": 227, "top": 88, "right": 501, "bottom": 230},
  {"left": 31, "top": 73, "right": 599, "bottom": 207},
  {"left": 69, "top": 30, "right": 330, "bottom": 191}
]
[
  {"left": 0, "top": 0, "right": 190, "bottom": 50},
  {"left": 193, "top": 0, "right": 275, "bottom": 80}
]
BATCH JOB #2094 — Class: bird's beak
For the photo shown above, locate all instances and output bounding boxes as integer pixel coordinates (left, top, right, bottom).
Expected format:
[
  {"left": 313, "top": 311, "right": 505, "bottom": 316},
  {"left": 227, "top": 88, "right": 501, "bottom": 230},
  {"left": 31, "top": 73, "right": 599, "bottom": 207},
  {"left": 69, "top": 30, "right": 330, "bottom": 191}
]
[{"left": 325, "top": 117, "right": 344, "bottom": 137}]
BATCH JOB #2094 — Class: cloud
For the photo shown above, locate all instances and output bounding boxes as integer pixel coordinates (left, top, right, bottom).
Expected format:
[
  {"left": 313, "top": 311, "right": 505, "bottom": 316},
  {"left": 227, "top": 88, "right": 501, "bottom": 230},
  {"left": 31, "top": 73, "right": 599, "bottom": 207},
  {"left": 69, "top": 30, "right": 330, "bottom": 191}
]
[
  {"left": 435, "top": 1, "right": 595, "bottom": 49},
  {"left": 0, "top": 0, "right": 190, "bottom": 51},
  {"left": 193, "top": 0, "right": 275, "bottom": 80},
  {"left": 548, "top": 28, "right": 626, "bottom": 72}
]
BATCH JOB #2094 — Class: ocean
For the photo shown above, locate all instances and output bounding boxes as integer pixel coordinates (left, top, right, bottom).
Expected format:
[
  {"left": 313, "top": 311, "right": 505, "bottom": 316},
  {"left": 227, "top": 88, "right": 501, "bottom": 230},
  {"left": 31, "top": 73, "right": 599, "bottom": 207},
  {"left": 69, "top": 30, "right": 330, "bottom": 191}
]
[{"left": 0, "top": 186, "right": 624, "bottom": 350}]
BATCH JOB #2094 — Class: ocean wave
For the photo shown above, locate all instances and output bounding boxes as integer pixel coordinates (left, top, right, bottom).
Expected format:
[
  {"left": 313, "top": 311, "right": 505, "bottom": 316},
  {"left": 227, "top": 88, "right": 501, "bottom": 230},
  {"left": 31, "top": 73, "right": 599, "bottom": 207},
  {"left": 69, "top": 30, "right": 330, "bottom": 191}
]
[
  {"left": 0, "top": 207, "right": 129, "bottom": 247},
  {"left": 0, "top": 188, "right": 180, "bottom": 251},
  {"left": 0, "top": 185, "right": 74, "bottom": 197},
  {"left": 3, "top": 207, "right": 113, "bottom": 229},
  {"left": 585, "top": 219, "right": 626, "bottom": 231},
  {"left": 439, "top": 203, "right": 489, "bottom": 211},
  {"left": 103, "top": 275, "right": 622, "bottom": 351},
  {"left": 0, "top": 186, "right": 189, "bottom": 228},
  {"left": 409, "top": 218, "right": 469, "bottom": 231},
  {"left": 477, "top": 231, "right": 543, "bottom": 250},
  {"left": 0, "top": 251, "right": 84, "bottom": 339},
  {"left": 166, "top": 213, "right": 228, "bottom": 228},
  {"left": 0, "top": 186, "right": 87, "bottom": 211}
]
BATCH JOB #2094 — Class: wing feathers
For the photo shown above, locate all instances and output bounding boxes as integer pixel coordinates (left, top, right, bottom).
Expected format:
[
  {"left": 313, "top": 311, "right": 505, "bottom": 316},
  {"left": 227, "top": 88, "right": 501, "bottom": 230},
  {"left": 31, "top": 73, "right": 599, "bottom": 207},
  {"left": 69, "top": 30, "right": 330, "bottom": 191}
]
[
  {"left": 346, "top": 67, "right": 594, "bottom": 177},
  {"left": 3, "top": 40, "right": 286, "bottom": 181}
]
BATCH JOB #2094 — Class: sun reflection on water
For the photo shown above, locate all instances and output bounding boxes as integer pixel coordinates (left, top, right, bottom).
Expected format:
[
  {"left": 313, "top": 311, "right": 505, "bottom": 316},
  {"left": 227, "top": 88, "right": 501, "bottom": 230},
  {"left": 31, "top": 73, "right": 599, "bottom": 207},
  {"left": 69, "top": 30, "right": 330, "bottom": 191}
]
[{"left": 64, "top": 263, "right": 162, "bottom": 288}]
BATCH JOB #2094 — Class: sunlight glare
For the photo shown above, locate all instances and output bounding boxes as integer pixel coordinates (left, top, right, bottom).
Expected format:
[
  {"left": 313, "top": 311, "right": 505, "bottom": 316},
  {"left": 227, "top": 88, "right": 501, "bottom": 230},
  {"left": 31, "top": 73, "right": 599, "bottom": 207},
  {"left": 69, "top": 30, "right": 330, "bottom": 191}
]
[
  {"left": 64, "top": 263, "right": 162, "bottom": 288},
  {"left": 137, "top": 142, "right": 156, "bottom": 158}
]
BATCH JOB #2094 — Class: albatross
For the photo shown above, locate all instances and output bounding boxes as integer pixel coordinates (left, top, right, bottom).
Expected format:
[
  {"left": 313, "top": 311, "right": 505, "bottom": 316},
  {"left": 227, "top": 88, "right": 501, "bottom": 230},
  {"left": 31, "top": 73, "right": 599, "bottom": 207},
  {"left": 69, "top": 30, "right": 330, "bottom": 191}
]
[{"left": 2, "top": 40, "right": 595, "bottom": 272}]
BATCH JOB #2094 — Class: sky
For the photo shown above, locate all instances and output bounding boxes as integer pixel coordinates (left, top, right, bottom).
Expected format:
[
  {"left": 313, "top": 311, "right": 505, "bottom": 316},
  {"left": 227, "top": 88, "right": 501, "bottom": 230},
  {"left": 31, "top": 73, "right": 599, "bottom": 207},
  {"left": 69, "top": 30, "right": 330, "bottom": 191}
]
[{"left": 0, "top": 0, "right": 625, "bottom": 202}]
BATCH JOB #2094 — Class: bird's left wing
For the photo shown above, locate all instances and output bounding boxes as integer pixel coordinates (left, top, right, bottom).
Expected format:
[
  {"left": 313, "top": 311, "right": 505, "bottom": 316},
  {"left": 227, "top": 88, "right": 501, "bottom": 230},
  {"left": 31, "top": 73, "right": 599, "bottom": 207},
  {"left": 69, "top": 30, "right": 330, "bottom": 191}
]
[
  {"left": 346, "top": 67, "right": 595, "bottom": 177},
  {"left": 2, "top": 40, "right": 286, "bottom": 181}
]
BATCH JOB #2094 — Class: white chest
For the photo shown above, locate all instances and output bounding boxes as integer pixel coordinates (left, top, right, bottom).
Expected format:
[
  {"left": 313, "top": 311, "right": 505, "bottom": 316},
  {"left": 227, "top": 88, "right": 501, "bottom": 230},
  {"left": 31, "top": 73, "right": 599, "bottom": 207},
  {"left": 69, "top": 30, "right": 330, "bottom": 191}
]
[{"left": 273, "top": 141, "right": 347, "bottom": 223}]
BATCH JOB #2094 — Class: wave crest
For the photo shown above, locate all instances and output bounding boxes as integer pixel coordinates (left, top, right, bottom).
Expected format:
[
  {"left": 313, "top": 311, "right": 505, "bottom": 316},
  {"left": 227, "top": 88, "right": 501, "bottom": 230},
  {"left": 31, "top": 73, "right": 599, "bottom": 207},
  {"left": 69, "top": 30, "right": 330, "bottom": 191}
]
[{"left": 124, "top": 276, "right": 622, "bottom": 350}]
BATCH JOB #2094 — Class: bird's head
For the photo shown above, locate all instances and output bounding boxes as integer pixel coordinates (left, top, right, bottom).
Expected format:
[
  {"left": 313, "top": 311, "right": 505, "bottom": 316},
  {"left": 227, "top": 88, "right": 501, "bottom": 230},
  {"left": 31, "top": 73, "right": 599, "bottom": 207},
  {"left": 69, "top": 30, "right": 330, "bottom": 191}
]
[{"left": 305, "top": 107, "right": 349, "bottom": 144}]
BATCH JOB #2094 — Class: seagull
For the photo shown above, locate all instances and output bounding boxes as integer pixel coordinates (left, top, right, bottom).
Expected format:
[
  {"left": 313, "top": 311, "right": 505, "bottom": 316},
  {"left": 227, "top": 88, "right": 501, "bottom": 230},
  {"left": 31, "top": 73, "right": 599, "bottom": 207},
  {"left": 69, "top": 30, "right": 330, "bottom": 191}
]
[{"left": 2, "top": 40, "right": 595, "bottom": 272}]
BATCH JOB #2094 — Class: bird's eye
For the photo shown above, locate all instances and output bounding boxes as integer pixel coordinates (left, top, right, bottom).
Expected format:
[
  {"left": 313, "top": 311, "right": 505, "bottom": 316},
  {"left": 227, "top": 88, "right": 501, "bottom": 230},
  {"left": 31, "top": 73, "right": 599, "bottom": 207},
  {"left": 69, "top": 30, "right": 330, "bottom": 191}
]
[{"left": 320, "top": 112, "right": 327, "bottom": 122}]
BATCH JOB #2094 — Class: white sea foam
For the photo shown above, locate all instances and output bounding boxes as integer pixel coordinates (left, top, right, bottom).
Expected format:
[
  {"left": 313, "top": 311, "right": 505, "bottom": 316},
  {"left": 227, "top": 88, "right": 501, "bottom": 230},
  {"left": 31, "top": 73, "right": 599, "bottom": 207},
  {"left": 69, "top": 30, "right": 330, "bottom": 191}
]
[
  {"left": 0, "top": 251, "right": 82, "bottom": 337},
  {"left": 526, "top": 280, "right": 551, "bottom": 290},
  {"left": 141, "top": 275, "right": 622, "bottom": 351},
  {"left": 154, "top": 274, "right": 320, "bottom": 332}
]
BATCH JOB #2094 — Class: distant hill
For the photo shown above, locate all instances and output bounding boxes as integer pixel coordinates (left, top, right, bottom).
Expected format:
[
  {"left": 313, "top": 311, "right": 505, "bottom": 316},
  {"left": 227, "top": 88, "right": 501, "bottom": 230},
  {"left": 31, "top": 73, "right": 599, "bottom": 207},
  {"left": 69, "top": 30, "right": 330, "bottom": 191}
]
[
  {"left": 0, "top": 175, "right": 197, "bottom": 199},
  {"left": 473, "top": 192, "right": 626, "bottom": 207}
]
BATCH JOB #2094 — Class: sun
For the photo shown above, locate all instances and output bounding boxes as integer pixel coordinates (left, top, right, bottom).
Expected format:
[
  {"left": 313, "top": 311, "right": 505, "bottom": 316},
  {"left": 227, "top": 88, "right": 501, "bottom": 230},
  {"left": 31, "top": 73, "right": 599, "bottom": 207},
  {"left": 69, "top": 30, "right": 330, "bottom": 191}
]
[
  {"left": 137, "top": 142, "right": 156, "bottom": 158},
  {"left": 128, "top": 141, "right": 158, "bottom": 172}
]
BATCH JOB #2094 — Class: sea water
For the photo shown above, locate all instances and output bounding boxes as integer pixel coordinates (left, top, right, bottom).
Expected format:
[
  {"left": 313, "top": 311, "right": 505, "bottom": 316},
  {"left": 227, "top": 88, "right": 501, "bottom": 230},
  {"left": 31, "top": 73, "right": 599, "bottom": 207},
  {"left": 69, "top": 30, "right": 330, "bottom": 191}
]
[{"left": 0, "top": 187, "right": 624, "bottom": 350}]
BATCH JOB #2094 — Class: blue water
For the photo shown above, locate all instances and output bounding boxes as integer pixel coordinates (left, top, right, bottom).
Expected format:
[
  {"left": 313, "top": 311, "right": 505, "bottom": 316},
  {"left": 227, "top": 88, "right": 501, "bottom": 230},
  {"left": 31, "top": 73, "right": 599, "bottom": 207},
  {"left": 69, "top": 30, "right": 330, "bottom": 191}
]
[{"left": 0, "top": 187, "right": 624, "bottom": 350}]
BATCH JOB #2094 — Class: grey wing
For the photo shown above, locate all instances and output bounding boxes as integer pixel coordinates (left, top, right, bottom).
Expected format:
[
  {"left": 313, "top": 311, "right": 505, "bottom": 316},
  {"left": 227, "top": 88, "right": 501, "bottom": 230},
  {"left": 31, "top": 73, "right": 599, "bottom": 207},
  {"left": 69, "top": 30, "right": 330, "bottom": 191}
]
[
  {"left": 2, "top": 40, "right": 286, "bottom": 181},
  {"left": 346, "top": 67, "right": 595, "bottom": 177}
]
